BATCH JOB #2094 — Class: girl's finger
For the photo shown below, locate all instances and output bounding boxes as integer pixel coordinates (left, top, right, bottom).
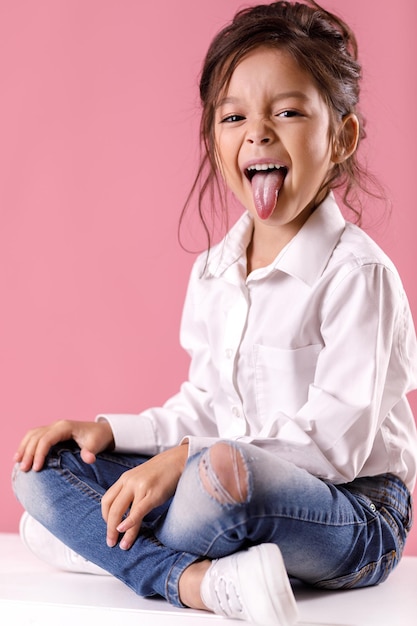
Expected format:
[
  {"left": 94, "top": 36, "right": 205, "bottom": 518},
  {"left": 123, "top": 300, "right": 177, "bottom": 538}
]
[
  {"left": 101, "top": 481, "right": 122, "bottom": 522},
  {"left": 102, "top": 484, "right": 134, "bottom": 548},
  {"left": 15, "top": 429, "right": 40, "bottom": 468},
  {"left": 18, "top": 434, "right": 43, "bottom": 472},
  {"left": 117, "top": 494, "right": 155, "bottom": 550},
  {"left": 30, "top": 428, "right": 67, "bottom": 472},
  {"left": 31, "top": 436, "right": 55, "bottom": 472},
  {"left": 119, "top": 524, "right": 140, "bottom": 551},
  {"left": 80, "top": 447, "right": 97, "bottom": 464}
]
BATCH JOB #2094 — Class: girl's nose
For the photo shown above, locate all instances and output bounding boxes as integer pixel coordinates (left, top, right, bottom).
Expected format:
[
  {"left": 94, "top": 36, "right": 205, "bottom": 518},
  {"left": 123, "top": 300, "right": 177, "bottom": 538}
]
[
  {"left": 246, "top": 120, "right": 274, "bottom": 145},
  {"left": 247, "top": 136, "right": 271, "bottom": 145}
]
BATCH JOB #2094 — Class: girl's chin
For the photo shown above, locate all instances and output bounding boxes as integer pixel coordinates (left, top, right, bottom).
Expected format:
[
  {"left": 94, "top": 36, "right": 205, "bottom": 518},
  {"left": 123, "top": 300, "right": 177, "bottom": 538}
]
[{"left": 250, "top": 203, "right": 314, "bottom": 231}]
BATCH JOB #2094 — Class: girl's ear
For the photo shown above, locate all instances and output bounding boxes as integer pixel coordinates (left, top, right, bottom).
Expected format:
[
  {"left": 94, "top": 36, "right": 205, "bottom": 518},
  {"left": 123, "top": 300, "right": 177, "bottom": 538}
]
[{"left": 331, "top": 113, "right": 360, "bottom": 163}]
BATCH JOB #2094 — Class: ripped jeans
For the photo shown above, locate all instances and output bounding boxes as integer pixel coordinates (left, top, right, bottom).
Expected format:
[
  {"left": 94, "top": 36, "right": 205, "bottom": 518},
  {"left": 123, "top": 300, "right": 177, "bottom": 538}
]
[{"left": 12, "top": 440, "right": 412, "bottom": 607}]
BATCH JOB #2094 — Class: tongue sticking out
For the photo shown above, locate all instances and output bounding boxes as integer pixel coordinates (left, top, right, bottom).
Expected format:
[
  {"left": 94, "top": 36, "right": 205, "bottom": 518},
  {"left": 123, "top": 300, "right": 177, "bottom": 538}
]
[{"left": 251, "top": 169, "right": 286, "bottom": 220}]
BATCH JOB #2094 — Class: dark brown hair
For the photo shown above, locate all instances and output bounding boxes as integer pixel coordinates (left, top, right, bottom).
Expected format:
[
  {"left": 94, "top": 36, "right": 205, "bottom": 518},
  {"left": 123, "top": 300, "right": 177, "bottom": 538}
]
[{"left": 180, "top": 0, "right": 382, "bottom": 252}]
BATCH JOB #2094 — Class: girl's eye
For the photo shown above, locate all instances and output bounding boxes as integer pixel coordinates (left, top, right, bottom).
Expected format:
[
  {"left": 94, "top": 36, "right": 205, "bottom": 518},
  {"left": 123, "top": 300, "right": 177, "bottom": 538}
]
[
  {"left": 278, "top": 110, "right": 300, "bottom": 118},
  {"left": 220, "top": 114, "right": 245, "bottom": 123}
]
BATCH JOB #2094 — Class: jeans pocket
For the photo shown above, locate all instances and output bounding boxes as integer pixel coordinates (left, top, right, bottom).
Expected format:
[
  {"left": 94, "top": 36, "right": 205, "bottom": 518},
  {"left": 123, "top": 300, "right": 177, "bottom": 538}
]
[
  {"left": 347, "top": 474, "right": 412, "bottom": 549},
  {"left": 314, "top": 549, "right": 399, "bottom": 590}
]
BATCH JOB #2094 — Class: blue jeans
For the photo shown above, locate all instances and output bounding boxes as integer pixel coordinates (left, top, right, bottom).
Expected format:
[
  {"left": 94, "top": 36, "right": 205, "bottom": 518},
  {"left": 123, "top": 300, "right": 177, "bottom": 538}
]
[{"left": 12, "top": 440, "right": 412, "bottom": 607}]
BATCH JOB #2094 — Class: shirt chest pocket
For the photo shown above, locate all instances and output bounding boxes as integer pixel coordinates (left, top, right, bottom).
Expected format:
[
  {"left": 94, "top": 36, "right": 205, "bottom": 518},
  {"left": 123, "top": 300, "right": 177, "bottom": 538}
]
[{"left": 254, "top": 343, "right": 321, "bottom": 420}]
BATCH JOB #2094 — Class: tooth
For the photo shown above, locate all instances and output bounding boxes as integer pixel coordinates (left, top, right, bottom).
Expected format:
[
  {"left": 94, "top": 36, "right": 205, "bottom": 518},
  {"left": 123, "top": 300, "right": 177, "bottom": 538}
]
[{"left": 247, "top": 163, "right": 284, "bottom": 172}]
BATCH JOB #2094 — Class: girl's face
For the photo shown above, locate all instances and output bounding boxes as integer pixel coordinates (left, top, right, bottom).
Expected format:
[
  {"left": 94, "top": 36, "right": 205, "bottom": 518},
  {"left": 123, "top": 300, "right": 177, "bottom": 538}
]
[{"left": 214, "top": 47, "right": 337, "bottom": 230}]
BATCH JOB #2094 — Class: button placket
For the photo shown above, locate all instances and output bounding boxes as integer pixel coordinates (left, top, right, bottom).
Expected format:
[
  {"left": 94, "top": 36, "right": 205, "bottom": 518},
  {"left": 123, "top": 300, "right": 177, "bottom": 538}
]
[{"left": 220, "top": 289, "right": 248, "bottom": 434}]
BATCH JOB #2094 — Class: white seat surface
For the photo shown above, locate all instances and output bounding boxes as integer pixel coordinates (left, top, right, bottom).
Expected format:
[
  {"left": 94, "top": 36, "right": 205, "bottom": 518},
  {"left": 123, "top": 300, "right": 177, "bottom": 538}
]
[{"left": 0, "top": 533, "right": 415, "bottom": 625}]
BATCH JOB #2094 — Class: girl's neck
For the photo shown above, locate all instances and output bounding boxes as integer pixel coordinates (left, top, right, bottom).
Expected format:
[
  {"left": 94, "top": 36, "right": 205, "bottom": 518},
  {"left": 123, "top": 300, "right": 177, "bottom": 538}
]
[
  {"left": 246, "top": 227, "right": 287, "bottom": 274},
  {"left": 246, "top": 198, "right": 321, "bottom": 275},
  {"left": 246, "top": 218, "right": 302, "bottom": 275}
]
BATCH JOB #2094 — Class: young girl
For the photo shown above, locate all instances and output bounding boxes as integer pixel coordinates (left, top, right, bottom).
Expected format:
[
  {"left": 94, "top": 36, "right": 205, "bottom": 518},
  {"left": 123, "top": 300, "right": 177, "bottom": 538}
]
[{"left": 13, "top": 2, "right": 417, "bottom": 625}]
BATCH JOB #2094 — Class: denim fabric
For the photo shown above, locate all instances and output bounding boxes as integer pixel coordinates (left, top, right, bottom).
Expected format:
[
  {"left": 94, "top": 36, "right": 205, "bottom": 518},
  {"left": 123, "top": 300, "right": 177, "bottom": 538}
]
[
  {"left": 12, "top": 440, "right": 412, "bottom": 607},
  {"left": 12, "top": 442, "right": 198, "bottom": 606}
]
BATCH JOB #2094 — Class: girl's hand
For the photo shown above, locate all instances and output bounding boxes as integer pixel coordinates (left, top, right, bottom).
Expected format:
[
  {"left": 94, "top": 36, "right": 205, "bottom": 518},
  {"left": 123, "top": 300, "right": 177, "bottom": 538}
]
[
  {"left": 14, "top": 419, "right": 115, "bottom": 472},
  {"left": 101, "top": 444, "right": 188, "bottom": 551}
]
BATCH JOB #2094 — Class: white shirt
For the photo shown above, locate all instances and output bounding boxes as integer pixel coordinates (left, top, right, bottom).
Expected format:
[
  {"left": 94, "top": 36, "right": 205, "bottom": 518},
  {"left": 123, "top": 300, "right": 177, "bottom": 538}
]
[{"left": 98, "top": 194, "right": 417, "bottom": 491}]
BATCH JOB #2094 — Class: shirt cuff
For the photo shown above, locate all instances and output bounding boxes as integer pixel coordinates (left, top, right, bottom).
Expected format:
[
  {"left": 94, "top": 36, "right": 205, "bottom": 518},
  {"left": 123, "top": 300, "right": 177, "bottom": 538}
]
[
  {"left": 180, "top": 435, "right": 220, "bottom": 458},
  {"left": 96, "top": 413, "right": 157, "bottom": 455}
]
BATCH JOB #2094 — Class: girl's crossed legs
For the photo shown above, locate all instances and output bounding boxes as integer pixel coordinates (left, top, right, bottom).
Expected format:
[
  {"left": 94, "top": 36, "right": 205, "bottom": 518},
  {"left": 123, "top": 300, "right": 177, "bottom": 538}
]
[{"left": 12, "top": 440, "right": 411, "bottom": 608}]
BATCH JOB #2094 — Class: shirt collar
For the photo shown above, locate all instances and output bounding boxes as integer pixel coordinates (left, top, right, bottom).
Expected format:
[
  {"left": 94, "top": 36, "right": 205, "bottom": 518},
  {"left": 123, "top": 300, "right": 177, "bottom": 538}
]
[
  {"left": 205, "top": 193, "right": 346, "bottom": 286},
  {"left": 272, "top": 193, "right": 346, "bottom": 285},
  {"left": 205, "top": 211, "right": 253, "bottom": 280}
]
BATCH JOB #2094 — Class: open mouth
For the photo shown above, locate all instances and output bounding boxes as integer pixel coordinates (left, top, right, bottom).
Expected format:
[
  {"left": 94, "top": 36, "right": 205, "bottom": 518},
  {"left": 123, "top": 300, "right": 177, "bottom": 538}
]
[
  {"left": 244, "top": 163, "right": 288, "bottom": 220},
  {"left": 244, "top": 162, "right": 288, "bottom": 182}
]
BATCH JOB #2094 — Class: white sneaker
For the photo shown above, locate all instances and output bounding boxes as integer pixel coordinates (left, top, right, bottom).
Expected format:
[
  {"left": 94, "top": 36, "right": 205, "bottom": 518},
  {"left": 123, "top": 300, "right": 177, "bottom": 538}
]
[
  {"left": 19, "top": 512, "right": 109, "bottom": 576},
  {"left": 200, "top": 543, "right": 298, "bottom": 625}
]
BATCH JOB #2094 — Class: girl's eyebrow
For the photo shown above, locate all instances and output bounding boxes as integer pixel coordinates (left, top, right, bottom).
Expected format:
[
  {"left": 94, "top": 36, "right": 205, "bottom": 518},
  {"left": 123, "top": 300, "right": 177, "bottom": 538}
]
[{"left": 216, "top": 91, "right": 310, "bottom": 109}]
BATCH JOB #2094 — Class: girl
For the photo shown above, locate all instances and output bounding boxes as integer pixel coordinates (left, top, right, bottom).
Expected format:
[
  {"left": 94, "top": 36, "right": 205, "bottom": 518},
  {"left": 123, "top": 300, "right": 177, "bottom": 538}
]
[{"left": 13, "top": 2, "right": 417, "bottom": 625}]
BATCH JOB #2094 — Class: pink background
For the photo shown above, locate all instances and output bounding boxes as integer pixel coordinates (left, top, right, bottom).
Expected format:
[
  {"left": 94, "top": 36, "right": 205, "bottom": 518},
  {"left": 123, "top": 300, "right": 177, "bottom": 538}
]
[{"left": 1, "top": 0, "right": 416, "bottom": 555}]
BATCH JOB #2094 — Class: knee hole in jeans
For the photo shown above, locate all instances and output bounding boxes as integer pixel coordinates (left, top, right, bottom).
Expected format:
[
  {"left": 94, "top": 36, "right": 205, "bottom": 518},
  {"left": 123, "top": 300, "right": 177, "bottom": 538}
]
[{"left": 199, "top": 442, "right": 248, "bottom": 505}]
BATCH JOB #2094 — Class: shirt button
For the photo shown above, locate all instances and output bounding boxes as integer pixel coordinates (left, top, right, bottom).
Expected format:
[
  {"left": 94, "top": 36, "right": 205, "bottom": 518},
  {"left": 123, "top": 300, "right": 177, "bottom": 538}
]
[
  {"left": 225, "top": 348, "right": 233, "bottom": 359},
  {"left": 232, "top": 406, "right": 241, "bottom": 418}
]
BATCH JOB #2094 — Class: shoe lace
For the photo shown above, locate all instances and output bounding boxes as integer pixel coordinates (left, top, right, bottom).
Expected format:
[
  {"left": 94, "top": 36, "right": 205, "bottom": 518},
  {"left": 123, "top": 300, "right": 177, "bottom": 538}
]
[{"left": 215, "top": 577, "right": 244, "bottom": 617}]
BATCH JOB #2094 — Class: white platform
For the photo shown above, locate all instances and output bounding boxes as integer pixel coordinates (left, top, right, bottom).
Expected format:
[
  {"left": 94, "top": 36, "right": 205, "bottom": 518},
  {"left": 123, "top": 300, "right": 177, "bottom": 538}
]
[{"left": 0, "top": 533, "right": 416, "bottom": 625}]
